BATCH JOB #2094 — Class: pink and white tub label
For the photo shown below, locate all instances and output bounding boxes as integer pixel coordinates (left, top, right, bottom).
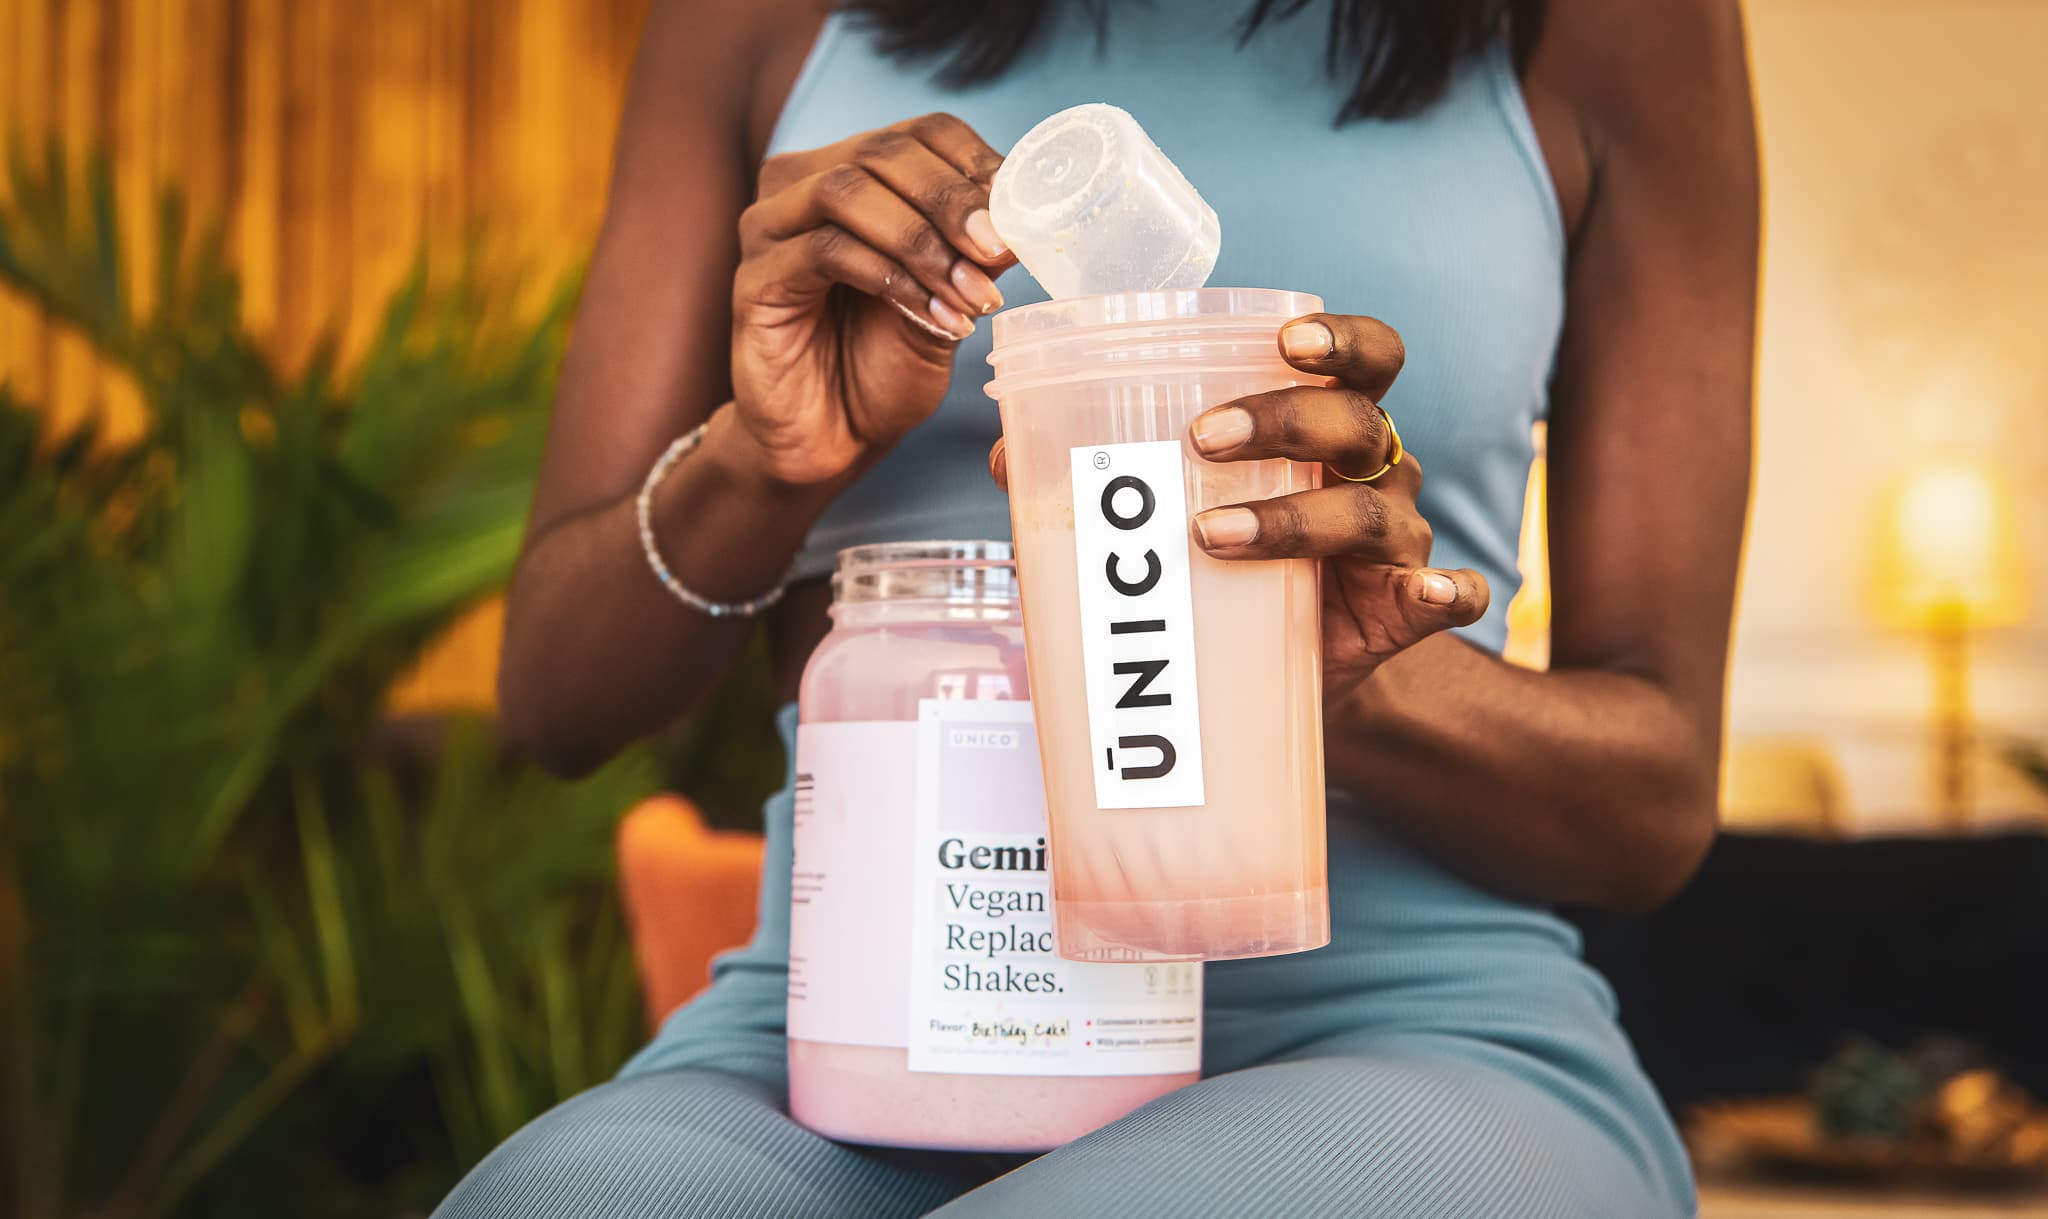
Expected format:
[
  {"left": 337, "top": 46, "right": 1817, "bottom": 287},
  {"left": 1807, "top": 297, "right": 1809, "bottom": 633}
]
[{"left": 789, "top": 701, "right": 1202, "bottom": 1077}]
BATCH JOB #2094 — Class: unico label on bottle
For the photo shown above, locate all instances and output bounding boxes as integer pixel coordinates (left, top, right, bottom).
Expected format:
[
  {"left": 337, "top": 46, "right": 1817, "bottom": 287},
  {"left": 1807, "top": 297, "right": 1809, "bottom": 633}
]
[{"left": 1068, "top": 440, "right": 1206, "bottom": 810}]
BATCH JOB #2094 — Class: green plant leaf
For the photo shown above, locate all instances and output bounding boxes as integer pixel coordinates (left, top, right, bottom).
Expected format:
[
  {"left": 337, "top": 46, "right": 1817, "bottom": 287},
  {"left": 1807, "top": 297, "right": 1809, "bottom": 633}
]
[{"left": 2, "top": 140, "right": 746, "bottom": 1218}]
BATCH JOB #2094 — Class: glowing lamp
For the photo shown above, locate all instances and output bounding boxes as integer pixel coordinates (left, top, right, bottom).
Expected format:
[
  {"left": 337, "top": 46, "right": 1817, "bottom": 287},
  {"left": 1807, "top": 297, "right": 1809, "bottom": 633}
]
[{"left": 1872, "top": 462, "right": 2028, "bottom": 828}]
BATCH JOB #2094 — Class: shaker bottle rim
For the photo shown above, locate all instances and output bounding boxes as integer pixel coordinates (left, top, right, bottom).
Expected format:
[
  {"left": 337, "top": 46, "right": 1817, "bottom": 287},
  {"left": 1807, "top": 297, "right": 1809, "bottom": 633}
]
[
  {"left": 984, "top": 287, "right": 1324, "bottom": 399},
  {"left": 990, "top": 286, "right": 1321, "bottom": 342}
]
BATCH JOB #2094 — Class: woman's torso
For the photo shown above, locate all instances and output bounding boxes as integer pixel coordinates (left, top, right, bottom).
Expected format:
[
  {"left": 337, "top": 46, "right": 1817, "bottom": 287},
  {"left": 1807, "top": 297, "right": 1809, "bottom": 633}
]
[{"left": 660, "top": 15, "right": 1692, "bottom": 1204}]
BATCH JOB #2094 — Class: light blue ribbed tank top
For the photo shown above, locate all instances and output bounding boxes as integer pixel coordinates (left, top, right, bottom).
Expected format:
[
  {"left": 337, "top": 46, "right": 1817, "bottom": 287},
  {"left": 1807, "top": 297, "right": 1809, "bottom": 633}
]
[
  {"left": 640, "top": 22, "right": 1697, "bottom": 1209},
  {"left": 772, "top": 2, "right": 1563, "bottom": 653}
]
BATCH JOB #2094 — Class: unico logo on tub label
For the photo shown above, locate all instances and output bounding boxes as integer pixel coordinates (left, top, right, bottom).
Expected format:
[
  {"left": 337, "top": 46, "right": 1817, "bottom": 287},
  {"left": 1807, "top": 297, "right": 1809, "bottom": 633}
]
[{"left": 1068, "top": 440, "right": 1206, "bottom": 810}]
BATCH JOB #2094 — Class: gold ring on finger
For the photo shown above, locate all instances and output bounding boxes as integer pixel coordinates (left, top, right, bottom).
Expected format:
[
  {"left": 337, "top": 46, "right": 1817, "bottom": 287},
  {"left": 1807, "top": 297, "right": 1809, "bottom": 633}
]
[{"left": 1328, "top": 403, "right": 1404, "bottom": 483}]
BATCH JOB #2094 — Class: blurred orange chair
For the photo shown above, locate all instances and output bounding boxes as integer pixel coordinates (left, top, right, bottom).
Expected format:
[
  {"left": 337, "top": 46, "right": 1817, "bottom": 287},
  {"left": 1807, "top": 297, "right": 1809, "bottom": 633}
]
[{"left": 617, "top": 795, "right": 764, "bottom": 1027}]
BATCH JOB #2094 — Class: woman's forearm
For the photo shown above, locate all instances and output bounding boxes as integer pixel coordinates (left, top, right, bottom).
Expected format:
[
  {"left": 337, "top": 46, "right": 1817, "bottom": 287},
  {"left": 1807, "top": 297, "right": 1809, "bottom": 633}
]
[
  {"left": 498, "top": 406, "right": 841, "bottom": 777},
  {"left": 1327, "top": 632, "right": 1720, "bottom": 913}
]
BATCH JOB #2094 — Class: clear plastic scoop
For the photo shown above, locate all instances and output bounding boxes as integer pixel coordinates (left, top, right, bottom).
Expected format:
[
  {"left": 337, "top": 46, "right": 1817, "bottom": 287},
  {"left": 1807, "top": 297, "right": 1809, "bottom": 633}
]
[{"left": 989, "top": 104, "right": 1221, "bottom": 300}]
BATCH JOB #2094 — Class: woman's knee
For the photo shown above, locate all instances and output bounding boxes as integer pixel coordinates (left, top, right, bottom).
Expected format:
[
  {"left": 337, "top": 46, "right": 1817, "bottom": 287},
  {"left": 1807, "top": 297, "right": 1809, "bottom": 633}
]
[
  {"left": 435, "top": 1068, "right": 975, "bottom": 1219},
  {"left": 434, "top": 1070, "right": 778, "bottom": 1219},
  {"left": 938, "top": 1055, "right": 1675, "bottom": 1219}
]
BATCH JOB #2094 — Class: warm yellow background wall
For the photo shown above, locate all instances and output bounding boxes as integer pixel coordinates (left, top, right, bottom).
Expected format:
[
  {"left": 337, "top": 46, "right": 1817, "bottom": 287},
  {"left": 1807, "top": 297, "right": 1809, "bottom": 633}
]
[
  {"left": 1737, "top": 0, "right": 2048, "bottom": 826},
  {"left": 0, "top": 0, "right": 653, "bottom": 708}
]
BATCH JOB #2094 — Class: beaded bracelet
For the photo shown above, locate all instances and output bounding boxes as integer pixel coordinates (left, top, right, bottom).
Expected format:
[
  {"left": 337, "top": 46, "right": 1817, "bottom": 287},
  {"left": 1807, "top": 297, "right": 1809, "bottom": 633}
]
[{"left": 635, "top": 419, "right": 791, "bottom": 618}]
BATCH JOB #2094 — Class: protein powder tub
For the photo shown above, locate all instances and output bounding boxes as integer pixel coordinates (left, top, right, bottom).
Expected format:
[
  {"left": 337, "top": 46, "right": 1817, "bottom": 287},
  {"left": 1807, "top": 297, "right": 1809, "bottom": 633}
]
[{"left": 788, "top": 540, "right": 1203, "bottom": 1151}]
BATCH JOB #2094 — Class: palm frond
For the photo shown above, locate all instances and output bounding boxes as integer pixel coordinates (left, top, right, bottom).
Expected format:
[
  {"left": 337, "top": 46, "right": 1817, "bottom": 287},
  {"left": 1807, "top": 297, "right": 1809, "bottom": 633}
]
[{"left": 0, "top": 143, "right": 735, "bottom": 1219}]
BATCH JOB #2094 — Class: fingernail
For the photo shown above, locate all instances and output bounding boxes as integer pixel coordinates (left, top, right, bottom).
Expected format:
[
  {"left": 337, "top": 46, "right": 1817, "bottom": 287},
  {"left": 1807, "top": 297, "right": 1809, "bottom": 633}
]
[
  {"left": 989, "top": 439, "right": 1006, "bottom": 480},
  {"left": 1417, "top": 572, "right": 1457, "bottom": 604},
  {"left": 1280, "top": 320, "right": 1333, "bottom": 362},
  {"left": 928, "top": 295, "right": 972, "bottom": 337},
  {"left": 951, "top": 260, "right": 1004, "bottom": 315},
  {"left": 1190, "top": 407, "right": 1254, "bottom": 456},
  {"left": 965, "top": 209, "right": 1007, "bottom": 260},
  {"left": 892, "top": 299, "right": 960, "bottom": 341},
  {"left": 1194, "top": 507, "right": 1259, "bottom": 549}
]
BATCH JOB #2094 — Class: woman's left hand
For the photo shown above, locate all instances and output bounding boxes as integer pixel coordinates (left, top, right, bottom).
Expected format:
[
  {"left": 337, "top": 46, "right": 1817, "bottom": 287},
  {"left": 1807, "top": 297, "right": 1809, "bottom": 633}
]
[
  {"left": 990, "top": 311, "right": 1488, "bottom": 702},
  {"left": 1186, "top": 312, "right": 1488, "bottom": 699},
  {"left": 991, "top": 309, "right": 1490, "bottom": 700}
]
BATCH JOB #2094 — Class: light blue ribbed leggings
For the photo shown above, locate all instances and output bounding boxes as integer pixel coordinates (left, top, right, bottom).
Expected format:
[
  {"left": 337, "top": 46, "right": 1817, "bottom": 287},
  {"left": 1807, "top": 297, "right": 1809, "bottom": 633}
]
[{"left": 437, "top": 709, "right": 1696, "bottom": 1217}]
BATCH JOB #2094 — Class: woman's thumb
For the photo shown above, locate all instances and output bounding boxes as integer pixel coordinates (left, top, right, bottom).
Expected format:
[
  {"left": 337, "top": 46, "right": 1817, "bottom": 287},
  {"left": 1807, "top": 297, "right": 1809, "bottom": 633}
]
[{"left": 1399, "top": 567, "right": 1490, "bottom": 635}]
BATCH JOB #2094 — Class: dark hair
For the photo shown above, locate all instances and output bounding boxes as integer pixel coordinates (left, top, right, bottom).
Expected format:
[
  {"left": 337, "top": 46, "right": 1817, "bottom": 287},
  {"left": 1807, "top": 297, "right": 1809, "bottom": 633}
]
[{"left": 841, "top": 0, "right": 1547, "bottom": 122}]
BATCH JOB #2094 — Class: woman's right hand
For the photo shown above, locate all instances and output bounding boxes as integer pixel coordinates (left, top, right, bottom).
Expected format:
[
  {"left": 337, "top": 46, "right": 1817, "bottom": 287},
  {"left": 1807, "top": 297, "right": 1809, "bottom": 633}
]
[{"left": 730, "top": 113, "right": 1014, "bottom": 487}]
